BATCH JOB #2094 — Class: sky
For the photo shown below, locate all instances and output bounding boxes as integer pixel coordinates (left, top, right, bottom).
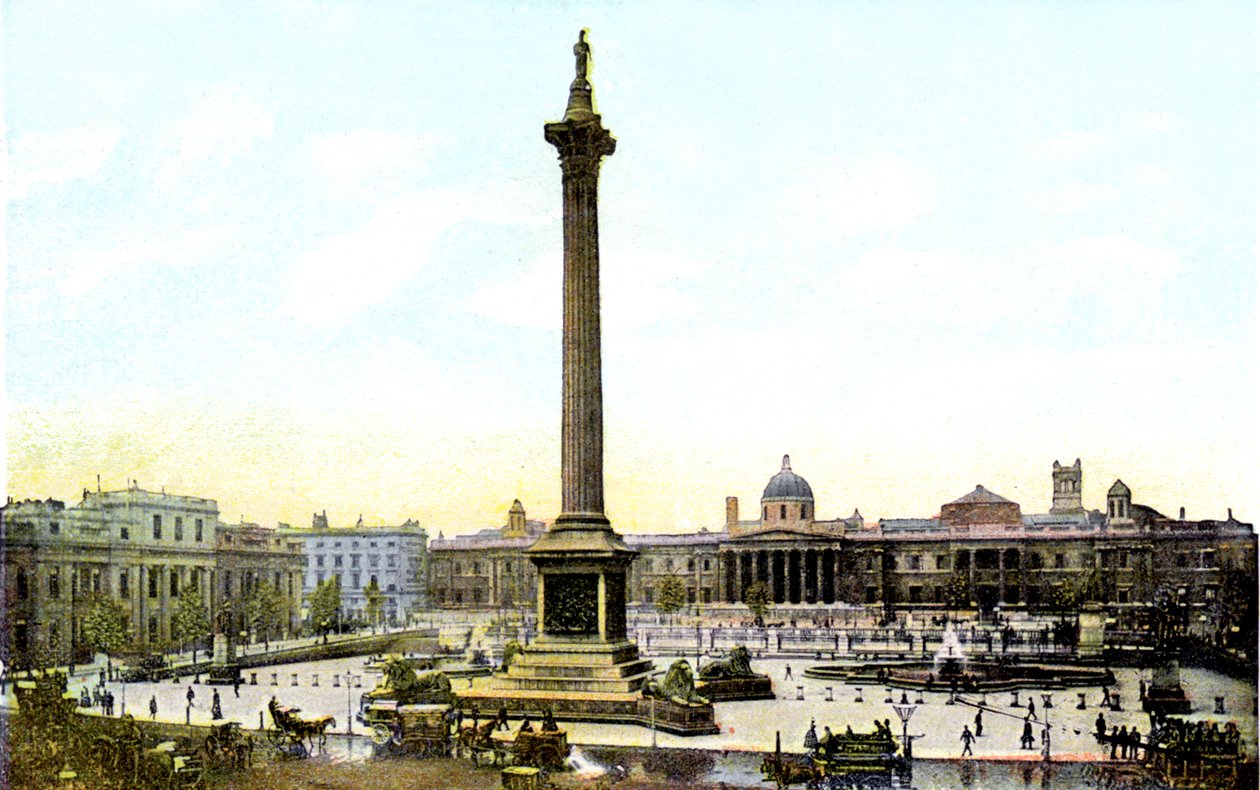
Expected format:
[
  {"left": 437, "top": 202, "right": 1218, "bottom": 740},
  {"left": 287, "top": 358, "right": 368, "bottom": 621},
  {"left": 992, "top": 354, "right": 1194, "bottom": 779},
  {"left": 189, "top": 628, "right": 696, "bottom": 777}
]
[{"left": 4, "top": 1, "right": 1256, "bottom": 536}]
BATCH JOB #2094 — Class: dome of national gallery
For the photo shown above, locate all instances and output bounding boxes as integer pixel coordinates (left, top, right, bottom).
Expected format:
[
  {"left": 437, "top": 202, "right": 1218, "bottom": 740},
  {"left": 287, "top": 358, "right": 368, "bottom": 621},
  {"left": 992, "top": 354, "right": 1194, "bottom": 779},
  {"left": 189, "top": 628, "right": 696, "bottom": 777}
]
[{"left": 762, "top": 455, "right": 814, "bottom": 501}]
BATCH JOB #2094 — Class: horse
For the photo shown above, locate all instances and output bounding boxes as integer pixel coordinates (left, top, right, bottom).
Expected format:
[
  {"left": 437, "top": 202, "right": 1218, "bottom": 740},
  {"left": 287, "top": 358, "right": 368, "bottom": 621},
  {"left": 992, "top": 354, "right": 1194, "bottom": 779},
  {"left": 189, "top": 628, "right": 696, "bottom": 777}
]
[
  {"left": 458, "top": 718, "right": 498, "bottom": 763},
  {"left": 293, "top": 716, "right": 337, "bottom": 754},
  {"left": 759, "top": 755, "right": 819, "bottom": 789}
]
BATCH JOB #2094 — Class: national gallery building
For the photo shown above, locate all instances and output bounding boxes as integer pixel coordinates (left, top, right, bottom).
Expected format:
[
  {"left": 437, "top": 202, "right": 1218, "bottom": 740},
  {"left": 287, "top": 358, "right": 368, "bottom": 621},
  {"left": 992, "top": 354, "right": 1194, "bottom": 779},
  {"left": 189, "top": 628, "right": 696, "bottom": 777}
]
[{"left": 430, "top": 457, "right": 1255, "bottom": 622}]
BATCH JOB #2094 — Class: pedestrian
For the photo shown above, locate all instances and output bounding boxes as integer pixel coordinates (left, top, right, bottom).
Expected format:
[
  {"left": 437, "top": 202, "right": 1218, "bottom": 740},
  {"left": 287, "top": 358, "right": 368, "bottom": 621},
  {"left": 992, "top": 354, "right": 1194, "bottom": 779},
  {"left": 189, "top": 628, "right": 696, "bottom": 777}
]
[
  {"left": 1109, "top": 726, "right": 1119, "bottom": 759},
  {"left": 211, "top": 689, "right": 223, "bottom": 720},
  {"left": 186, "top": 686, "right": 195, "bottom": 707},
  {"left": 233, "top": 676, "right": 241, "bottom": 698},
  {"left": 105, "top": 691, "right": 115, "bottom": 716},
  {"left": 1027, "top": 698, "right": 1038, "bottom": 721},
  {"left": 960, "top": 725, "right": 975, "bottom": 757},
  {"left": 1095, "top": 712, "right": 1107, "bottom": 741},
  {"left": 784, "top": 664, "right": 793, "bottom": 680},
  {"left": 149, "top": 695, "right": 158, "bottom": 720},
  {"left": 1118, "top": 725, "right": 1129, "bottom": 759},
  {"left": 974, "top": 709, "right": 983, "bottom": 738},
  {"left": 1021, "top": 718, "right": 1035, "bottom": 750},
  {"left": 1129, "top": 727, "right": 1142, "bottom": 761},
  {"left": 1101, "top": 683, "right": 1111, "bottom": 707},
  {"left": 1139, "top": 679, "right": 1146, "bottom": 699}
]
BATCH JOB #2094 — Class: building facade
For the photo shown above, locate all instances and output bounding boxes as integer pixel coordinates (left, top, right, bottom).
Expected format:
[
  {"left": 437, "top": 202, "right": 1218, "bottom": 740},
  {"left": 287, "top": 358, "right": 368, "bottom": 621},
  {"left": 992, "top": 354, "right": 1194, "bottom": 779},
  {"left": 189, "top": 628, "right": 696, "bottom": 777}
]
[
  {"left": 427, "top": 458, "right": 1256, "bottom": 637},
  {"left": 280, "top": 513, "right": 429, "bottom": 625},
  {"left": 1, "top": 484, "right": 303, "bottom": 667},
  {"left": 428, "top": 500, "right": 544, "bottom": 612}
]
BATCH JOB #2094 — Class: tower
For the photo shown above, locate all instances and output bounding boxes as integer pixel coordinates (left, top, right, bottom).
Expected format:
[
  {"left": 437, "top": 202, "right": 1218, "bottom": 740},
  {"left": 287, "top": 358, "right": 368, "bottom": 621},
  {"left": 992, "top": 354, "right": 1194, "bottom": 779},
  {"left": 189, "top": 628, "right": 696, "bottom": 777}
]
[
  {"left": 1050, "top": 459, "right": 1083, "bottom": 514},
  {"left": 1107, "top": 479, "right": 1133, "bottom": 524}
]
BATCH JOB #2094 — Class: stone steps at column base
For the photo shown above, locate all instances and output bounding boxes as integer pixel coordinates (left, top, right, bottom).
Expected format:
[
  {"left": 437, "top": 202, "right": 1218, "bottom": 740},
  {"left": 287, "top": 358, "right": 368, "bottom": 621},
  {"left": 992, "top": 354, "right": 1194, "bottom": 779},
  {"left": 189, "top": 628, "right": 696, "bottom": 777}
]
[{"left": 454, "top": 687, "right": 720, "bottom": 736}]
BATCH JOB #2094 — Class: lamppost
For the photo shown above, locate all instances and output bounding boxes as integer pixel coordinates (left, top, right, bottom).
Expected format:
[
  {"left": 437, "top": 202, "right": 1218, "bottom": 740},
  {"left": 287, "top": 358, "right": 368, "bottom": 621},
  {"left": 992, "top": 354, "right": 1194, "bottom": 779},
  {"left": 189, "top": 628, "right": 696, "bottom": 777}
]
[
  {"left": 891, "top": 703, "right": 917, "bottom": 759},
  {"left": 345, "top": 672, "right": 358, "bottom": 736}
]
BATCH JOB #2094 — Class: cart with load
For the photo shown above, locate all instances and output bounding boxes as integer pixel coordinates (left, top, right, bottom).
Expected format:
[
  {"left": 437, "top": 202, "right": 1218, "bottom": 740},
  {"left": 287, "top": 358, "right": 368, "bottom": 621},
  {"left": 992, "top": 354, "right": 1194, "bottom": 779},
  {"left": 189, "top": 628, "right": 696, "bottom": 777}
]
[{"left": 364, "top": 702, "right": 451, "bottom": 758}]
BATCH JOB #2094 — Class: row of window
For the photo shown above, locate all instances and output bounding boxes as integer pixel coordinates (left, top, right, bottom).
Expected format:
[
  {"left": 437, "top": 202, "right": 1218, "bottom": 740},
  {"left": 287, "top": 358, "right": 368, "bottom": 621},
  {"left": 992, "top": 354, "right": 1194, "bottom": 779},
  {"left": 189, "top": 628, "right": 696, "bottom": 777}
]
[
  {"left": 310, "top": 571, "right": 400, "bottom": 592},
  {"left": 147, "top": 515, "right": 204, "bottom": 542},
  {"left": 764, "top": 504, "right": 811, "bottom": 520},
  {"left": 312, "top": 540, "right": 399, "bottom": 550}
]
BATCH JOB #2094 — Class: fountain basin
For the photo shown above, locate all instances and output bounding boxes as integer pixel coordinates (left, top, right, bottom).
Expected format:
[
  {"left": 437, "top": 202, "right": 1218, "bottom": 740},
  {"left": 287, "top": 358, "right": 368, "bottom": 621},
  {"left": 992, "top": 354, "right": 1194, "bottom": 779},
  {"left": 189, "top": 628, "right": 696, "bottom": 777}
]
[{"left": 803, "top": 660, "right": 1114, "bottom": 692}]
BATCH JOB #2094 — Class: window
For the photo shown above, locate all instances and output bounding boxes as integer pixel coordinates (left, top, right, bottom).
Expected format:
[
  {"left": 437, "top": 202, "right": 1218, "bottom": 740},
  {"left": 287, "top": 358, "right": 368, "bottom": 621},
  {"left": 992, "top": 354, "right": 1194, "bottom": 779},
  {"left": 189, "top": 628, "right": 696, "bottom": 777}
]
[
  {"left": 1176, "top": 553, "right": 1188, "bottom": 568},
  {"left": 936, "top": 555, "right": 949, "bottom": 570},
  {"left": 369, "top": 555, "right": 379, "bottom": 567},
  {"left": 50, "top": 521, "right": 60, "bottom": 535},
  {"left": 1054, "top": 553, "right": 1066, "bottom": 569},
  {"left": 119, "top": 570, "right": 129, "bottom": 597},
  {"left": 317, "top": 572, "right": 325, "bottom": 584},
  {"left": 274, "top": 572, "right": 281, "bottom": 588},
  {"left": 195, "top": 518, "right": 203, "bottom": 541},
  {"left": 702, "top": 588, "right": 712, "bottom": 603},
  {"left": 370, "top": 542, "right": 377, "bottom": 548},
  {"left": 644, "top": 588, "right": 654, "bottom": 604},
  {"left": 352, "top": 573, "right": 361, "bottom": 588},
  {"left": 188, "top": 571, "right": 198, "bottom": 592},
  {"left": 317, "top": 556, "right": 325, "bottom": 567},
  {"left": 687, "top": 588, "right": 696, "bottom": 603},
  {"left": 1117, "top": 588, "right": 1131, "bottom": 604},
  {"left": 454, "top": 563, "right": 462, "bottom": 575},
  {"left": 224, "top": 571, "right": 232, "bottom": 595},
  {"left": 387, "top": 556, "right": 396, "bottom": 568},
  {"left": 909, "top": 586, "right": 923, "bottom": 603},
  {"left": 472, "top": 561, "right": 480, "bottom": 574},
  {"left": 644, "top": 559, "right": 653, "bottom": 572},
  {"left": 473, "top": 589, "right": 483, "bottom": 604},
  {"left": 16, "top": 569, "right": 28, "bottom": 600},
  {"left": 149, "top": 616, "right": 159, "bottom": 642},
  {"left": 801, "top": 504, "right": 807, "bottom": 519},
  {"left": 763, "top": 507, "right": 768, "bottom": 520},
  {"left": 49, "top": 570, "right": 60, "bottom": 598},
  {"left": 120, "top": 526, "right": 130, "bottom": 541},
  {"left": 153, "top": 514, "right": 162, "bottom": 540},
  {"left": 351, "top": 555, "right": 360, "bottom": 568},
  {"left": 703, "top": 559, "right": 711, "bottom": 571},
  {"left": 864, "top": 586, "right": 877, "bottom": 604},
  {"left": 170, "top": 571, "right": 179, "bottom": 596},
  {"left": 907, "top": 555, "right": 922, "bottom": 571},
  {"left": 334, "top": 556, "right": 343, "bottom": 567},
  {"left": 665, "top": 558, "right": 674, "bottom": 571},
  {"left": 687, "top": 559, "right": 695, "bottom": 572},
  {"left": 174, "top": 517, "right": 184, "bottom": 541},
  {"left": 780, "top": 505, "right": 786, "bottom": 519},
  {"left": 148, "top": 572, "right": 158, "bottom": 598},
  {"left": 505, "top": 561, "right": 513, "bottom": 573}
]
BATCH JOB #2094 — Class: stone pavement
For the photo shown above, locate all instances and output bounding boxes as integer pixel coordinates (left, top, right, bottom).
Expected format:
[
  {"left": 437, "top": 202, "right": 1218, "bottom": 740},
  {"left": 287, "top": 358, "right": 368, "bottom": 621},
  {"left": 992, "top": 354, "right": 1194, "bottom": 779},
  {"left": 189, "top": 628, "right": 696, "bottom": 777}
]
[{"left": 7, "top": 653, "right": 1254, "bottom": 764}]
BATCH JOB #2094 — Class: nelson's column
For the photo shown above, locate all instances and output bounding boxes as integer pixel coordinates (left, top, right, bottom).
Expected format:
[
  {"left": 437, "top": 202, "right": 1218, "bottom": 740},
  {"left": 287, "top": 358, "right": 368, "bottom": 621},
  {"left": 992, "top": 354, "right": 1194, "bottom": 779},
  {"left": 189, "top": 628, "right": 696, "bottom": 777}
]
[{"left": 462, "top": 31, "right": 717, "bottom": 735}]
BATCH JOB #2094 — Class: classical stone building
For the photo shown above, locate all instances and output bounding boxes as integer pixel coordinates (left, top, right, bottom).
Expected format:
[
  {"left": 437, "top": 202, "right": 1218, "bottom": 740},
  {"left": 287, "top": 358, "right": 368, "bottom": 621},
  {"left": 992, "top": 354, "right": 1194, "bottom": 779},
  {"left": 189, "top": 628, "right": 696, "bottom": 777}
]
[
  {"left": 428, "top": 458, "right": 1255, "bottom": 634},
  {"left": 428, "top": 500, "right": 544, "bottom": 611},
  {"left": 1, "top": 484, "right": 303, "bottom": 667},
  {"left": 280, "top": 513, "right": 429, "bottom": 625}
]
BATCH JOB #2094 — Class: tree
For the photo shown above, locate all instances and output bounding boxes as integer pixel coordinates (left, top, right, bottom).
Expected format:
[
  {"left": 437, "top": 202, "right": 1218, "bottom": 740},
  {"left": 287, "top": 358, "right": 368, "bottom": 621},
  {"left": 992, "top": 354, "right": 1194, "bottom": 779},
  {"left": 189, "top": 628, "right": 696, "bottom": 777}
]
[
  {"left": 943, "top": 573, "right": 971, "bottom": 616},
  {"left": 308, "top": 576, "right": 342, "bottom": 637},
  {"left": 245, "top": 582, "right": 287, "bottom": 645},
  {"left": 363, "top": 578, "right": 385, "bottom": 632},
  {"left": 171, "top": 585, "right": 211, "bottom": 655},
  {"left": 655, "top": 575, "right": 687, "bottom": 624},
  {"left": 742, "top": 580, "right": 772, "bottom": 626},
  {"left": 81, "top": 595, "right": 131, "bottom": 673}
]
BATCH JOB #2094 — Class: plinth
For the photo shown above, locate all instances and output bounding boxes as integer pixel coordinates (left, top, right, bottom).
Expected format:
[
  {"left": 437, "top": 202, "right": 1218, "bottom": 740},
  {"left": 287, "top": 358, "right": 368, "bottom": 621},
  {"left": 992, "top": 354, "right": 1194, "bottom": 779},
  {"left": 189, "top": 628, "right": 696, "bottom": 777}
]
[
  {"left": 1143, "top": 656, "right": 1191, "bottom": 714},
  {"left": 205, "top": 633, "right": 240, "bottom": 685}
]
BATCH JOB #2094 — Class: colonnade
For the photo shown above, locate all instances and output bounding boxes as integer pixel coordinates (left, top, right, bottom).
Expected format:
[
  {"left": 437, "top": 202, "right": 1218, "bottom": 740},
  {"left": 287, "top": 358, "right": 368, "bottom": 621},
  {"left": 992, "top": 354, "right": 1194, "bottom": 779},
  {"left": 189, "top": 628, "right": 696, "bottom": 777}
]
[{"left": 719, "top": 547, "right": 857, "bottom": 605}]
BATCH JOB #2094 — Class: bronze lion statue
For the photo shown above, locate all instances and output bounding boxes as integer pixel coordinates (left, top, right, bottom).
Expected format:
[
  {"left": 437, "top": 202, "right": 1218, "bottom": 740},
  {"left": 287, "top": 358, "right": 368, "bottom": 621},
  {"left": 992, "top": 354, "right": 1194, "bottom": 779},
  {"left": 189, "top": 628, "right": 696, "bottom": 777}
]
[
  {"left": 499, "top": 640, "right": 525, "bottom": 672},
  {"left": 367, "top": 655, "right": 451, "bottom": 703},
  {"left": 698, "top": 645, "right": 756, "bottom": 680},
  {"left": 643, "top": 659, "right": 709, "bottom": 706}
]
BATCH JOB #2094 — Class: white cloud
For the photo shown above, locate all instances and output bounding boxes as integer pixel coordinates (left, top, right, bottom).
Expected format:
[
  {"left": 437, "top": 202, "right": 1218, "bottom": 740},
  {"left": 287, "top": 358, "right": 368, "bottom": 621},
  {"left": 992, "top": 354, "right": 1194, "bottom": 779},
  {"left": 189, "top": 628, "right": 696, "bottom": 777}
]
[
  {"left": 310, "top": 130, "right": 436, "bottom": 185},
  {"left": 1132, "top": 111, "right": 1181, "bottom": 134},
  {"left": 1035, "top": 182, "right": 1121, "bottom": 213},
  {"left": 7, "top": 126, "right": 121, "bottom": 199},
  {"left": 60, "top": 226, "right": 229, "bottom": 295},
  {"left": 1033, "top": 128, "right": 1109, "bottom": 162},
  {"left": 781, "top": 155, "right": 935, "bottom": 238},
  {"left": 282, "top": 193, "right": 468, "bottom": 325},
  {"left": 156, "top": 90, "right": 274, "bottom": 186},
  {"left": 469, "top": 250, "right": 702, "bottom": 330}
]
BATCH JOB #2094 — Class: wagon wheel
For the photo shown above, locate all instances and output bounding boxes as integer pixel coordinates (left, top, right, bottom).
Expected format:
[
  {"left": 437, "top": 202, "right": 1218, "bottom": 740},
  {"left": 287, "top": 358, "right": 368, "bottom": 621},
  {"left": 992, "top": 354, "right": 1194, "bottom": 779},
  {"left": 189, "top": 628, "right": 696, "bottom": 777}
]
[
  {"left": 287, "top": 737, "right": 309, "bottom": 760},
  {"left": 266, "top": 727, "right": 287, "bottom": 751},
  {"left": 369, "top": 724, "right": 393, "bottom": 746},
  {"left": 534, "top": 742, "right": 565, "bottom": 771}
]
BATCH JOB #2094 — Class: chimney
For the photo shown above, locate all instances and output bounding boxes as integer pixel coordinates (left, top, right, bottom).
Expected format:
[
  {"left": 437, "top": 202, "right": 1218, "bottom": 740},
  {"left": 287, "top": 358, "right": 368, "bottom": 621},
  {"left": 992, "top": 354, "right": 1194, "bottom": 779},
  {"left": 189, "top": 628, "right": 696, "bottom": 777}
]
[{"left": 726, "top": 497, "right": 739, "bottom": 527}]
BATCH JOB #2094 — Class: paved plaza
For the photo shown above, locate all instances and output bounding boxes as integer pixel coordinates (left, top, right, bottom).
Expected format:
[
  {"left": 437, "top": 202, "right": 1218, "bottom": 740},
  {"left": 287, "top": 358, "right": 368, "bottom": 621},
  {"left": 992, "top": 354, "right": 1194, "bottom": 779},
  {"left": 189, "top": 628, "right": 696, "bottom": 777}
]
[{"left": 13, "top": 653, "right": 1254, "bottom": 764}]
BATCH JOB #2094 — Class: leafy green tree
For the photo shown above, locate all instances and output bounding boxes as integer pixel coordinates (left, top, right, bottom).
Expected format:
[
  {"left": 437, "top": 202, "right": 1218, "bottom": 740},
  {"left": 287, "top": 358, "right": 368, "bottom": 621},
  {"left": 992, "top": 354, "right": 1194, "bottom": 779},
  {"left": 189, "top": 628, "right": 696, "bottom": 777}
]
[
  {"left": 245, "top": 582, "right": 287, "bottom": 644},
  {"left": 81, "top": 595, "right": 131, "bottom": 673},
  {"left": 308, "top": 576, "right": 342, "bottom": 637},
  {"left": 943, "top": 573, "right": 971, "bottom": 614},
  {"left": 363, "top": 578, "right": 385, "bottom": 631},
  {"left": 742, "top": 580, "right": 773, "bottom": 625},
  {"left": 655, "top": 575, "right": 687, "bottom": 624},
  {"left": 171, "top": 585, "right": 211, "bottom": 655}
]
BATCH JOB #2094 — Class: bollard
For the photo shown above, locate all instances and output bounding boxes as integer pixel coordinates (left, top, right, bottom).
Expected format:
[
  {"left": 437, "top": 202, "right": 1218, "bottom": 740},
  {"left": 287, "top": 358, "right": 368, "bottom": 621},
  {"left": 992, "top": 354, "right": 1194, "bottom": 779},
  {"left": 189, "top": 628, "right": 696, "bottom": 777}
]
[
  {"left": 884, "top": 688, "right": 893, "bottom": 703},
  {"left": 312, "top": 674, "right": 319, "bottom": 687},
  {"left": 796, "top": 686, "right": 804, "bottom": 701},
  {"left": 1011, "top": 691, "right": 1022, "bottom": 707},
  {"left": 1214, "top": 696, "right": 1226, "bottom": 714},
  {"left": 1076, "top": 693, "right": 1087, "bottom": 710},
  {"left": 915, "top": 691, "right": 925, "bottom": 705},
  {"left": 291, "top": 673, "right": 298, "bottom": 686},
  {"left": 250, "top": 672, "right": 257, "bottom": 686},
  {"left": 271, "top": 673, "right": 278, "bottom": 686},
  {"left": 825, "top": 686, "right": 833, "bottom": 701},
  {"left": 1110, "top": 693, "right": 1122, "bottom": 711},
  {"left": 1042, "top": 694, "right": 1053, "bottom": 709},
  {"left": 333, "top": 674, "right": 341, "bottom": 687},
  {"left": 854, "top": 687, "right": 864, "bottom": 703}
]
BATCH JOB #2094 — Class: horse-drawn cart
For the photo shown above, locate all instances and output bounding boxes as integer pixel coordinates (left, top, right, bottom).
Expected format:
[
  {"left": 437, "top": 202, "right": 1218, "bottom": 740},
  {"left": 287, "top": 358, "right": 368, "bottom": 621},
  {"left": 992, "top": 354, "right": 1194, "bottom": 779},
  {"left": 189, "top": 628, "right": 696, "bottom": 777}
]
[
  {"left": 266, "top": 697, "right": 336, "bottom": 758},
  {"left": 364, "top": 702, "right": 451, "bottom": 758}
]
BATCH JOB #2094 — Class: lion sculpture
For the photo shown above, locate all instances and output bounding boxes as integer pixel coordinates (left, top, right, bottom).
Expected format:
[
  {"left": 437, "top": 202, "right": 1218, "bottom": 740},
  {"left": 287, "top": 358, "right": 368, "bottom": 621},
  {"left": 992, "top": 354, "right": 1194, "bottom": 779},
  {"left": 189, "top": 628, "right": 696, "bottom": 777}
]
[
  {"left": 643, "top": 659, "right": 709, "bottom": 706},
  {"left": 367, "top": 655, "right": 452, "bottom": 703},
  {"left": 499, "top": 640, "right": 524, "bottom": 672},
  {"left": 698, "top": 645, "right": 756, "bottom": 680}
]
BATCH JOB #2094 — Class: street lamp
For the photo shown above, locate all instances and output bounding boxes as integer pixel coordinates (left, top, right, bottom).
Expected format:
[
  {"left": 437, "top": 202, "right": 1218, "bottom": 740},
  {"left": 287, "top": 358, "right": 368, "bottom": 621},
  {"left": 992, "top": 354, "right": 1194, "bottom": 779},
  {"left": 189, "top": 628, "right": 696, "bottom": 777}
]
[{"left": 890, "top": 703, "right": 917, "bottom": 759}]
